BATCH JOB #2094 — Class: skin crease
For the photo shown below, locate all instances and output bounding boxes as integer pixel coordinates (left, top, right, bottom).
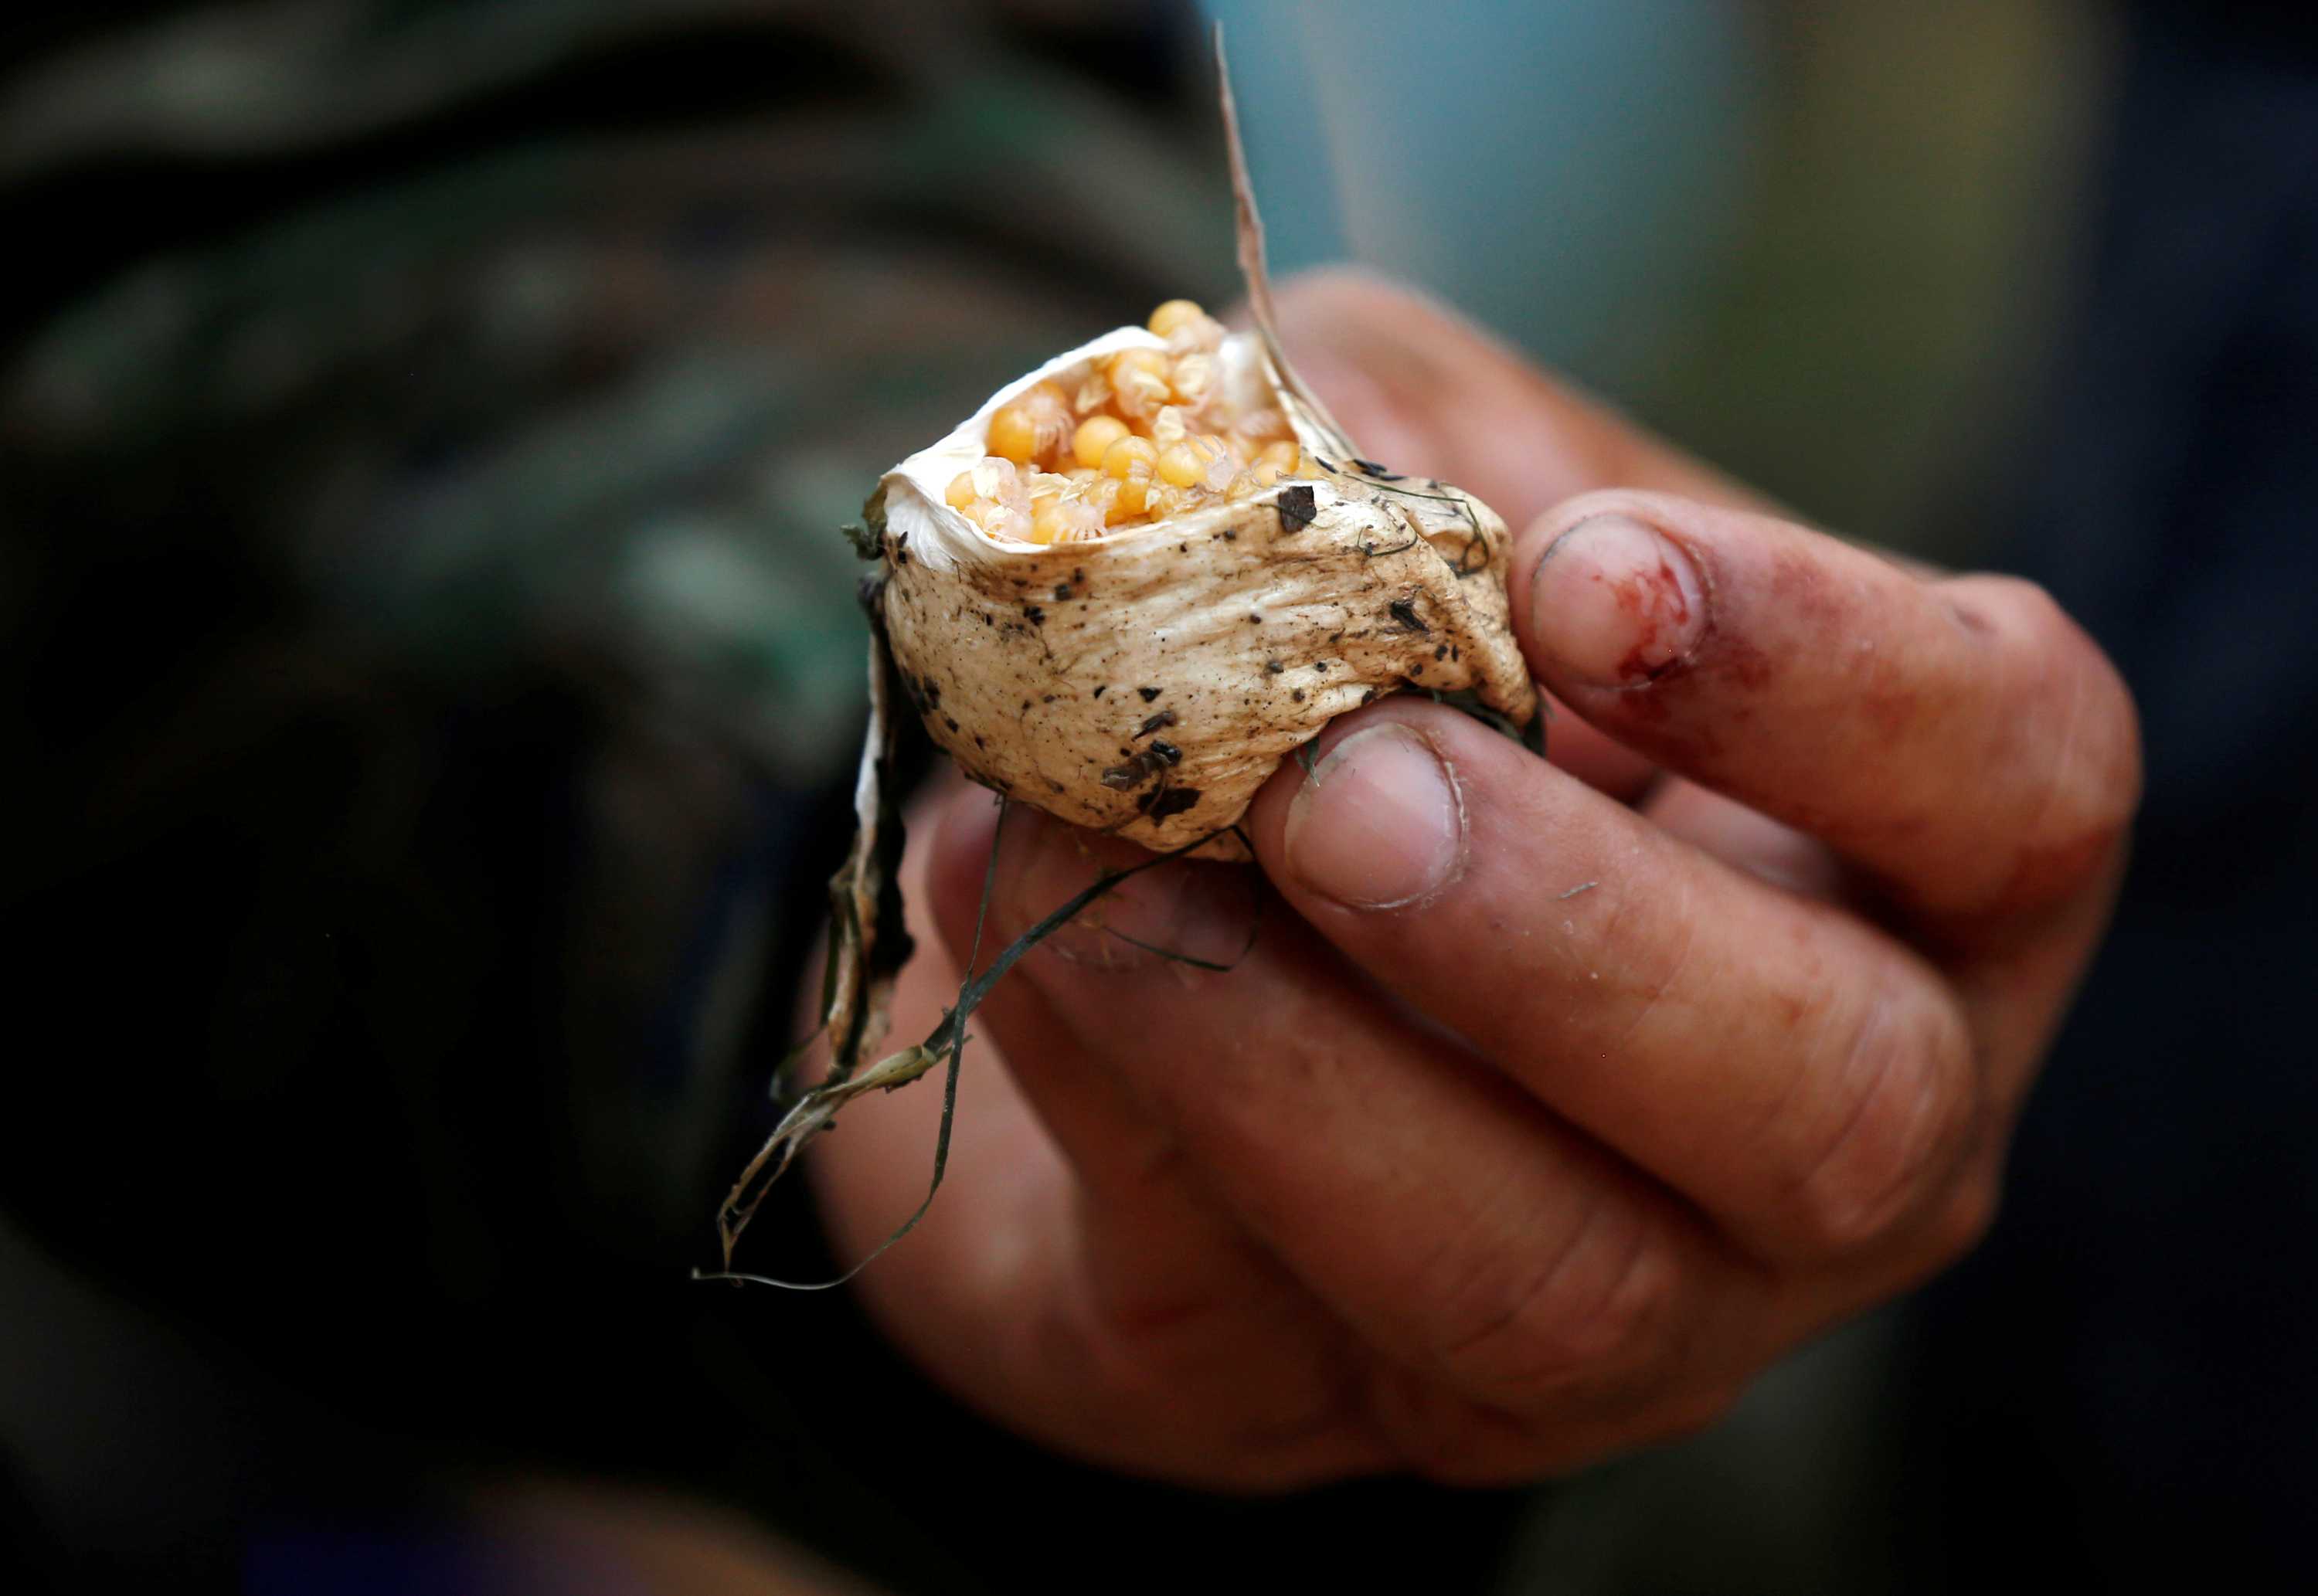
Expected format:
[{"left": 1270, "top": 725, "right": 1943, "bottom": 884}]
[{"left": 799, "top": 270, "right": 2143, "bottom": 1490}]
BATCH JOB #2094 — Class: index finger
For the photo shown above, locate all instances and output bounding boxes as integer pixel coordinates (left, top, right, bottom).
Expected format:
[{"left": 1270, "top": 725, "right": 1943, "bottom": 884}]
[
  {"left": 1511, "top": 491, "right": 2142, "bottom": 928},
  {"left": 1269, "top": 268, "right": 1757, "bottom": 805}
]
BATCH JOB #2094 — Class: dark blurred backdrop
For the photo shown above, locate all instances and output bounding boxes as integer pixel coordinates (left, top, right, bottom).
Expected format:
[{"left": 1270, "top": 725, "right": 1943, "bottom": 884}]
[{"left": 4, "top": 2, "right": 2315, "bottom": 1591}]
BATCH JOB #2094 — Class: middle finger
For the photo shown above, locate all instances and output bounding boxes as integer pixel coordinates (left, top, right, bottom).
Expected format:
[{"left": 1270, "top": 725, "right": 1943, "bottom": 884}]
[
  {"left": 944, "top": 799, "right": 1765, "bottom": 1418},
  {"left": 1242, "top": 697, "right": 1986, "bottom": 1272}
]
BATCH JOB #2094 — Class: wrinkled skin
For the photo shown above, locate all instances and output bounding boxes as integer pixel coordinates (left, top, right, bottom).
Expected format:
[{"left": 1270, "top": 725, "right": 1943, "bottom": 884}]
[{"left": 807, "top": 271, "right": 2143, "bottom": 1489}]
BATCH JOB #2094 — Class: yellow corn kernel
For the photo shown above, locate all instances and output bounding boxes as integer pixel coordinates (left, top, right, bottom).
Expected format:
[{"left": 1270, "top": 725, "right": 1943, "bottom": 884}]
[
  {"left": 1072, "top": 414, "right": 1130, "bottom": 469},
  {"left": 1156, "top": 442, "right": 1208, "bottom": 489},
  {"left": 1256, "top": 440, "right": 1300, "bottom": 474},
  {"left": 1111, "top": 474, "right": 1150, "bottom": 518},
  {"left": 1145, "top": 482, "right": 1198, "bottom": 519},
  {"left": 986, "top": 406, "right": 1038, "bottom": 464},
  {"left": 987, "top": 379, "right": 1072, "bottom": 465},
  {"left": 945, "top": 471, "right": 980, "bottom": 509},
  {"left": 1106, "top": 347, "right": 1172, "bottom": 420},
  {"left": 1147, "top": 299, "right": 1206, "bottom": 339},
  {"left": 1102, "top": 434, "right": 1157, "bottom": 480},
  {"left": 1201, "top": 455, "right": 1239, "bottom": 493},
  {"left": 1158, "top": 433, "right": 1233, "bottom": 492},
  {"left": 968, "top": 455, "right": 1020, "bottom": 502},
  {"left": 1082, "top": 477, "right": 1125, "bottom": 524},
  {"left": 1168, "top": 352, "right": 1212, "bottom": 404},
  {"left": 961, "top": 498, "right": 1028, "bottom": 542},
  {"left": 1064, "top": 465, "right": 1100, "bottom": 485},
  {"left": 1031, "top": 495, "right": 1103, "bottom": 545}
]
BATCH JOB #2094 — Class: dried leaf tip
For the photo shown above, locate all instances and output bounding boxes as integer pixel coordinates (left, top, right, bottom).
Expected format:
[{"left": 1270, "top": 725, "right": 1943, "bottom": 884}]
[{"left": 1214, "top": 23, "right": 1355, "bottom": 462}]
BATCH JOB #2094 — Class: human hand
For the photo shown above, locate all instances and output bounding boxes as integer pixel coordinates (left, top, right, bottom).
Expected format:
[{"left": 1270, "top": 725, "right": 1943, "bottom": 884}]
[{"left": 807, "top": 271, "right": 2140, "bottom": 1489}]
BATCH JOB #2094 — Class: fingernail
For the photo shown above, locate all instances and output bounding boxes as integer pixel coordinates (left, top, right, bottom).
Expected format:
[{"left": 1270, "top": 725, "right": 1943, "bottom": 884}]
[
  {"left": 1283, "top": 722, "right": 1464, "bottom": 909},
  {"left": 1529, "top": 512, "right": 1707, "bottom": 686}
]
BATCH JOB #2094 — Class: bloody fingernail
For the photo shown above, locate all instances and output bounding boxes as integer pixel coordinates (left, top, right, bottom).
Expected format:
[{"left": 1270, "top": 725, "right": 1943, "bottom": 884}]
[
  {"left": 1283, "top": 722, "right": 1465, "bottom": 909},
  {"left": 1529, "top": 512, "right": 1708, "bottom": 686}
]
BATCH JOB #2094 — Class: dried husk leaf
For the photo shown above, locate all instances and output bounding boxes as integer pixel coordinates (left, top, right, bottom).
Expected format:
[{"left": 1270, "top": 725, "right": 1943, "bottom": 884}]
[
  {"left": 866, "top": 29, "right": 1536, "bottom": 857},
  {"left": 876, "top": 433, "right": 1534, "bottom": 857}
]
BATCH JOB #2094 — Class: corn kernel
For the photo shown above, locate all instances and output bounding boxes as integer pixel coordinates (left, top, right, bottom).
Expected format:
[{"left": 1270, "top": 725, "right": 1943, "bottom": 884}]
[
  {"left": 987, "top": 380, "right": 1072, "bottom": 465},
  {"left": 1156, "top": 443, "right": 1207, "bottom": 489},
  {"left": 966, "top": 297, "right": 1333, "bottom": 542},
  {"left": 1083, "top": 477, "right": 1126, "bottom": 524},
  {"left": 1168, "top": 352, "right": 1212, "bottom": 404},
  {"left": 1154, "top": 434, "right": 1232, "bottom": 493},
  {"left": 1106, "top": 347, "right": 1172, "bottom": 421},
  {"left": 1147, "top": 300, "right": 1206, "bottom": 339},
  {"left": 962, "top": 499, "right": 1028, "bottom": 542},
  {"left": 968, "top": 455, "right": 1018, "bottom": 502},
  {"left": 1102, "top": 434, "right": 1157, "bottom": 480},
  {"left": 1032, "top": 496, "right": 1103, "bottom": 545},
  {"left": 1025, "top": 470, "right": 1075, "bottom": 500},
  {"left": 986, "top": 406, "right": 1038, "bottom": 464},
  {"left": 1072, "top": 414, "right": 1130, "bottom": 469},
  {"left": 1146, "top": 483, "right": 1197, "bottom": 519},
  {"left": 1192, "top": 434, "right": 1236, "bottom": 491}
]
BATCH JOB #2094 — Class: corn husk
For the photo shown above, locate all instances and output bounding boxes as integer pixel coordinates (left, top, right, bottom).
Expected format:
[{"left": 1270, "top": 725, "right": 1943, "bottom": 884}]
[{"left": 868, "top": 67, "right": 1535, "bottom": 858}]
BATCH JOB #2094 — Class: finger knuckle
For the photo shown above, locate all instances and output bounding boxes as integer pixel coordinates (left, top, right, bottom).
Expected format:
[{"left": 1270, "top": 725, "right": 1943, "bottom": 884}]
[
  {"left": 1789, "top": 984, "right": 1979, "bottom": 1258},
  {"left": 1949, "top": 572, "right": 2068, "bottom": 650},
  {"left": 1426, "top": 1201, "right": 1681, "bottom": 1402}
]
